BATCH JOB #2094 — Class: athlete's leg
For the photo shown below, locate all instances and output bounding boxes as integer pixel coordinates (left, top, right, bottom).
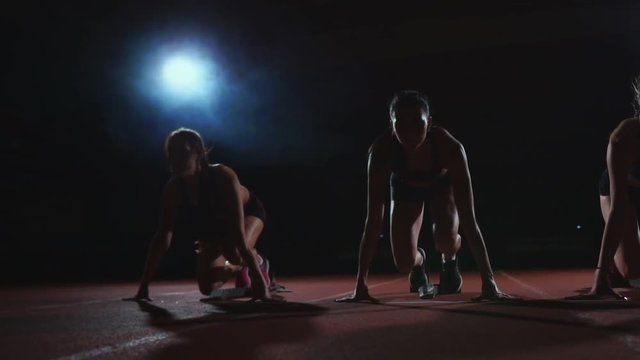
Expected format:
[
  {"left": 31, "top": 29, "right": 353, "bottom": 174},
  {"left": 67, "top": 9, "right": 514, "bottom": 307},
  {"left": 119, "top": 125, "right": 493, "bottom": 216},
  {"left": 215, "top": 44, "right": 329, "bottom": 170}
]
[
  {"left": 245, "top": 215, "right": 265, "bottom": 254},
  {"left": 243, "top": 195, "right": 268, "bottom": 262},
  {"left": 390, "top": 200, "right": 425, "bottom": 274},
  {"left": 430, "top": 184, "right": 463, "bottom": 294},
  {"left": 430, "top": 184, "right": 461, "bottom": 260},
  {"left": 601, "top": 195, "right": 640, "bottom": 279},
  {"left": 234, "top": 215, "right": 271, "bottom": 288},
  {"left": 196, "top": 241, "right": 229, "bottom": 295},
  {"left": 390, "top": 199, "right": 436, "bottom": 298}
]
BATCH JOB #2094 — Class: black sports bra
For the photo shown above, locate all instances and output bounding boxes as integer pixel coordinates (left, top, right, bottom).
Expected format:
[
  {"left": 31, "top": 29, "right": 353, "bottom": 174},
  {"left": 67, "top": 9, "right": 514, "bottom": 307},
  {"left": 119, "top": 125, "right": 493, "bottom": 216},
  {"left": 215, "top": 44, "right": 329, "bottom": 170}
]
[{"left": 390, "top": 126, "right": 447, "bottom": 186}]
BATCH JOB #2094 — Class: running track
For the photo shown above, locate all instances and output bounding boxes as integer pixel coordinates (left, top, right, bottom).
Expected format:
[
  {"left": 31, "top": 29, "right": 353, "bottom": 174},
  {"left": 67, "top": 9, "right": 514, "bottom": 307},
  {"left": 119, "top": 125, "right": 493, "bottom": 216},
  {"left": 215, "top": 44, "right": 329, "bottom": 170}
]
[{"left": 2, "top": 269, "right": 640, "bottom": 359}]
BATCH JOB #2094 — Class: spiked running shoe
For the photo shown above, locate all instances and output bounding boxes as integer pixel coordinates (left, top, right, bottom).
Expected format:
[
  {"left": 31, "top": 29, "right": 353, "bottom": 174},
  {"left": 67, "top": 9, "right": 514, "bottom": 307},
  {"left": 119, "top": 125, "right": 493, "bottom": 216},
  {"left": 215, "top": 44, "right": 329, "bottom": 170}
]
[
  {"left": 438, "top": 256, "right": 463, "bottom": 294},
  {"left": 235, "top": 256, "right": 271, "bottom": 289},
  {"left": 409, "top": 247, "right": 436, "bottom": 299}
]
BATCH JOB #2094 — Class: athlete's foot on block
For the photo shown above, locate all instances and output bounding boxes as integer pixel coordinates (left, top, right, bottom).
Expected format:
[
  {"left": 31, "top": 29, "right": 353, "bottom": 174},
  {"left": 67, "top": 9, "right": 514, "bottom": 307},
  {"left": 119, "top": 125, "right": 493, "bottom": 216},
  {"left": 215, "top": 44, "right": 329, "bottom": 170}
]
[
  {"left": 409, "top": 248, "right": 437, "bottom": 299},
  {"left": 419, "top": 283, "right": 437, "bottom": 299},
  {"left": 250, "top": 293, "right": 287, "bottom": 303},
  {"left": 235, "top": 266, "right": 251, "bottom": 288},
  {"left": 629, "top": 279, "right": 640, "bottom": 288},
  {"left": 267, "top": 268, "right": 289, "bottom": 293},
  {"left": 608, "top": 267, "right": 631, "bottom": 288},
  {"left": 409, "top": 247, "right": 429, "bottom": 293},
  {"left": 438, "top": 257, "right": 463, "bottom": 294},
  {"left": 262, "top": 258, "right": 271, "bottom": 286},
  {"left": 208, "top": 287, "right": 252, "bottom": 300},
  {"left": 235, "top": 256, "right": 271, "bottom": 289}
]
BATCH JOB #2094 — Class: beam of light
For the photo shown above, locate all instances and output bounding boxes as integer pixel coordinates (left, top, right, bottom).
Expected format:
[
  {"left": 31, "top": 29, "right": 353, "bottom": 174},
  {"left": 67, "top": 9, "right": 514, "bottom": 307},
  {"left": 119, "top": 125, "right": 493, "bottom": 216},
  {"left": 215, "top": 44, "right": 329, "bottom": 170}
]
[
  {"left": 136, "top": 41, "right": 222, "bottom": 119},
  {"left": 154, "top": 49, "right": 216, "bottom": 105},
  {"left": 161, "top": 55, "right": 208, "bottom": 98},
  {"left": 127, "top": 33, "right": 302, "bottom": 165}
]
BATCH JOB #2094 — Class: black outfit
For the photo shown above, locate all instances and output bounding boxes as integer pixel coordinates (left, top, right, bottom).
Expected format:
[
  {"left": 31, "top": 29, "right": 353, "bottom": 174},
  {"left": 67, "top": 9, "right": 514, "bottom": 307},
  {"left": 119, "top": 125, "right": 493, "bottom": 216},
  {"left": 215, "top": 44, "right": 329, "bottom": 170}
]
[
  {"left": 598, "top": 166, "right": 640, "bottom": 217},
  {"left": 598, "top": 166, "right": 640, "bottom": 196},
  {"left": 179, "top": 166, "right": 266, "bottom": 242},
  {"left": 390, "top": 127, "right": 451, "bottom": 202}
]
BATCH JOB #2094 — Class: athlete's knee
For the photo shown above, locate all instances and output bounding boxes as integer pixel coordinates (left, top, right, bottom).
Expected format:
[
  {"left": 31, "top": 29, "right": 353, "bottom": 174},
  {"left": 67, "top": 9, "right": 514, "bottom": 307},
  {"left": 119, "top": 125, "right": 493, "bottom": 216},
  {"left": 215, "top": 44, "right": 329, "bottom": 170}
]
[
  {"left": 434, "top": 231, "right": 460, "bottom": 253},
  {"left": 198, "top": 280, "right": 225, "bottom": 296},
  {"left": 197, "top": 266, "right": 229, "bottom": 295},
  {"left": 433, "top": 224, "right": 457, "bottom": 243}
]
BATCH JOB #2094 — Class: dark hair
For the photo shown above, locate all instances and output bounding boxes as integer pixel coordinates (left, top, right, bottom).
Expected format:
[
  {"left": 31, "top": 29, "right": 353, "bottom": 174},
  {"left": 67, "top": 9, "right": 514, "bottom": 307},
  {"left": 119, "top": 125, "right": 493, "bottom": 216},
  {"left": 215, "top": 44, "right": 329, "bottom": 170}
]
[
  {"left": 164, "top": 127, "right": 209, "bottom": 167},
  {"left": 388, "top": 90, "right": 430, "bottom": 120}
]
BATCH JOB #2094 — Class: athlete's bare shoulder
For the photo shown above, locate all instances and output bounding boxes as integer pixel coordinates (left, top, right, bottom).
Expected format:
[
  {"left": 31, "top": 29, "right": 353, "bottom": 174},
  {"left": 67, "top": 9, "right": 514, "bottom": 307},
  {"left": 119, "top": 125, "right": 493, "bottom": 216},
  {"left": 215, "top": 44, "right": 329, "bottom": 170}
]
[
  {"left": 610, "top": 118, "right": 640, "bottom": 144},
  {"left": 207, "top": 163, "right": 239, "bottom": 184},
  {"left": 432, "top": 126, "right": 464, "bottom": 156},
  {"left": 432, "top": 126, "right": 457, "bottom": 143},
  {"left": 208, "top": 163, "right": 231, "bottom": 175},
  {"left": 369, "top": 131, "right": 393, "bottom": 155},
  {"left": 368, "top": 131, "right": 393, "bottom": 167},
  {"left": 207, "top": 163, "right": 224, "bottom": 170}
]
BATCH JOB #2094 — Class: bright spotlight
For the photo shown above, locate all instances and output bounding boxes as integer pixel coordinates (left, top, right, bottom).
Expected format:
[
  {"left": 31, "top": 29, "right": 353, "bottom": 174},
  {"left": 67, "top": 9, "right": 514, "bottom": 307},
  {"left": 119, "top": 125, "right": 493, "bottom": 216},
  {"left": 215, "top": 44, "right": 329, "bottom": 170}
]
[
  {"left": 135, "top": 39, "right": 223, "bottom": 119},
  {"left": 162, "top": 56, "right": 206, "bottom": 96},
  {"left": 148, "top": 48, "right": 218, "bottom": 108}
]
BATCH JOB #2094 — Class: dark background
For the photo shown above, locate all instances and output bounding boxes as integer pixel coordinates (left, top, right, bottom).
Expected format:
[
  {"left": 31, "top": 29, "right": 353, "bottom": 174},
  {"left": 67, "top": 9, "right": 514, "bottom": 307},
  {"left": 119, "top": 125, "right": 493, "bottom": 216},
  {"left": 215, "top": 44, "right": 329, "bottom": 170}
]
[{"left": 3, "top": 0, "right": 640, "bottom": 284}]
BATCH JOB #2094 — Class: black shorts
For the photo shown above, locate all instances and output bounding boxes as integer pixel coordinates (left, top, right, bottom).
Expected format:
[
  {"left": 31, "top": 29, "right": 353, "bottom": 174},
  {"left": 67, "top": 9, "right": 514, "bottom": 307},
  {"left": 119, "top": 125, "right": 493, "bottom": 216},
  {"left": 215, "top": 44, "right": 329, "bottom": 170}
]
[
  {"left": 599, "top": 168, "right": 640, "bottom": 216},
  {"left": 390, "top": 173, "right": 451, "bottom": 202},
  {"left": 598, "top": 168, "right": 640, "bottom": 197},
  {"left": 193, "top": 195, "right": 266, "bottom": 254},
  {"left": 244, "top": 193, "right": 266, "bottom": 222}
]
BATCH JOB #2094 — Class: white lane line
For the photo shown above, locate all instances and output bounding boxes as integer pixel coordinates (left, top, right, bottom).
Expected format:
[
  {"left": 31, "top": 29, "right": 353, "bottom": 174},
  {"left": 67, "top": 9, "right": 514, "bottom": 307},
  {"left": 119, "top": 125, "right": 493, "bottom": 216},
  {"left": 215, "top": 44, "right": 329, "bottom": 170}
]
[
  {"left": 51, "top": 332, "right": 172, "bottom": 360},
  {"left": 307, "top": 277, "right": 405, "bottom": 303},
  {"left": 497, "top": 271, "right": 550, "bottom": 297},
  {"left": 35, "top": 276, "right": 401, "bottom": 310},
  {"left": 34, "top": 277, "right": 403, "bottom": 310},
  {"left": 499, "top": 271, "right": 640, "bottom": 354},
  {"left": 50, "top": 278, "right": 404, "bottom": 359},
  {"left": 31, "top": 291, "right": 200, "bottom": 310},
  {"left": 50, "top": 313, "right": 257, "bottom": 360}
]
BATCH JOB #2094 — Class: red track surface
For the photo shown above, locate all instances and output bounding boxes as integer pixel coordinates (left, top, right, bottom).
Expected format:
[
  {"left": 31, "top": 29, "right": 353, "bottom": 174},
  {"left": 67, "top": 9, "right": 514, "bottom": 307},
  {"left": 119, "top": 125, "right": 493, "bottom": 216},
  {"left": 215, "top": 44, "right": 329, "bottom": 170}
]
[{"left": 2, "top": 269, "right": 640, "bottom": 360}]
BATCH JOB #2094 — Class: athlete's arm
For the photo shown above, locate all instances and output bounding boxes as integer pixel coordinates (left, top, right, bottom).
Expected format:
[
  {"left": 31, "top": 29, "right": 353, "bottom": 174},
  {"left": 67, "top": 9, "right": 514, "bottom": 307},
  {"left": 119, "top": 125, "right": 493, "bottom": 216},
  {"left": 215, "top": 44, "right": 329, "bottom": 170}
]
[
  {"left": 337, "top": 137, "right": 391, "bottom": 302},
  {"left": 442, "top": 130, "right": 510, "bottom": 299},
  {"left": 357, "top": 139, "right": 391, "bottom": 285},
  {"left": 132, "top": 178, "right": 180, "bottom": 300},
  {"left": 597, "top": 119, "right": 639, "bottom": 274}
]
